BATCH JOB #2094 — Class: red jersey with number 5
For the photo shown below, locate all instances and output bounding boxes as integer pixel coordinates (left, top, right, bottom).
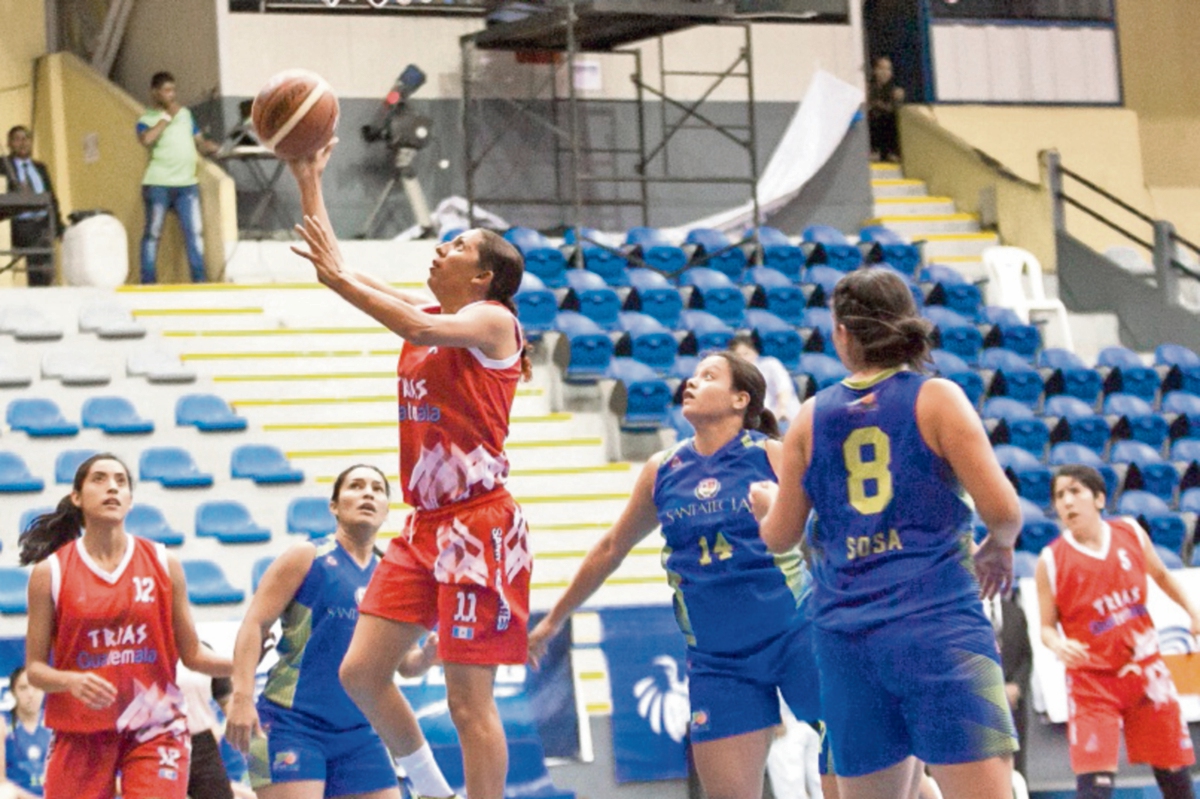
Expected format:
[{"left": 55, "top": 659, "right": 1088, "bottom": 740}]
[
  {"left": 44, "top": 536, "right": 186, "bottom": 739},
  {"left": 1042, "top": 518, "right": 1159, "bottom": 672},
  {"left": 396, "top": 301, "right": 522, "bottom": 511}
]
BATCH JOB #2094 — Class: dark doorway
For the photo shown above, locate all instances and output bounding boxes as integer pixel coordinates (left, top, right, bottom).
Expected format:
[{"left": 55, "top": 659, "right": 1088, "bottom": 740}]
[{"left": 862, "top": 0, "right": 932, "bottom": 103}]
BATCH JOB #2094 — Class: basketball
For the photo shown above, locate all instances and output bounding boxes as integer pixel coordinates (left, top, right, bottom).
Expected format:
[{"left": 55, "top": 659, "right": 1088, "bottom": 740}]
[{"left": 251, "top": 69, "right": 339, "bottom": 160}]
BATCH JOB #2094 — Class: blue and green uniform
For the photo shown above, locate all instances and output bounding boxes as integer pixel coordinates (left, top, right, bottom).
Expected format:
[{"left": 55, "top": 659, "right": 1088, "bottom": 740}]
[
  {"left": 654, "top": 429, "right": 821, "bottom": 744},
  {"left": 803, "top": 369, "right": 1017, "bottom": 776},
  {"left": 6, "top": 713, "right": 50, "bottom": 795},
  {"left": 248, "top": 538, "right": 396, "bottom": 797}
]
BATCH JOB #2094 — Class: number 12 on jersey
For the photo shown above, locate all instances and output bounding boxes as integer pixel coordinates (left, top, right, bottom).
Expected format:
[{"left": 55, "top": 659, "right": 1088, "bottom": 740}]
[{"left": 843, "top": 426, "right": 893, "bottom": 515}]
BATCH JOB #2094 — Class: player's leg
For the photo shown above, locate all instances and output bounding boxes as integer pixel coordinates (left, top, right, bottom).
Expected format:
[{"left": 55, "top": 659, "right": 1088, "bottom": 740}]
[
  {"left": 44, "top": 731, "right": 121, "bottom": 799},
  {"left": 926, "top": 757, "right": 1012, "bottom": 799},
  {"left": 1125, "top": 660, "right": 1196, "bottom": 799},
  {"left": 444, "top": 662, "right": 505, "bottom": 799},
  {"left": 693, "top": 729, "right": 775, "bottom": 799},
  {"left": 118, "top": 729, "right": 191, "bottom": 799},
  {"left": 837, "top": 757, "right": 922, "bottom": 799},
  {"left": 323, "top": 724, "right": 403, "bottom": 799}
]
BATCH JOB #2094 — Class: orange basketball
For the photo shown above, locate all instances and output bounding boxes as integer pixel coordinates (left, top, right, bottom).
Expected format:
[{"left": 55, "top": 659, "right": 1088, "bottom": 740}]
[{"left": 251, "top": 69, "right": 339, "bottom": 161}]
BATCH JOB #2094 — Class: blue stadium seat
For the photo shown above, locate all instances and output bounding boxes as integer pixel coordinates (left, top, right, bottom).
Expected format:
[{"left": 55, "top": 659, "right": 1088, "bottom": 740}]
[
  {"left": 988, "top": 366, "right": 1044, "bottom": 409},
  {"left": 1110, "top": 441, "right": 1179, "bottom": 504},
  {"left": 505, "top": 227, "right": 568, "bottom": 288},
  {"left": 55, "top": 449, "right": 99, "bottom": 484},
  {"left": 1181, "top": 487, "right": 1200, "bottom": 514},
  {"left": 800, "top": 265, "right": 844, "bottom": 306},
  {"left": 922, "top": 264, "right": 970, "bottom": 286},
  {"left": 801, "top": 307, "right": 834, "bottom": 355},
  {"left": 606, "top": 359, "right": 672, "bottom": 430},
  {"left": 126, "top": 504, "right": 185, "bottom": 546},
  {"left": 993, "top": 445, "right": 1053, "bottom": 507},
  {"left": 182, "top": 560, "right": 245, "bottom": 605},
  {"left": 175, "top": 394, "right": 248, "bottom": 432},
  {"left": 1157, "top": 343, "right": 1200, "bottom": 369},
  {"left": 287, "top": 497, "right": 337, "bottom": 538},
  {"left": 0, "top": 569, "right": 29, "bottom": 614},
  {"left": 671, "top": 356, "right": 699, "bottom": 382},
  {"left": 625, "top": 227, "right": 688, "bottom": 274},
  {"left": 1048, "top": 443, "right": 1119, "bottom": 501},
  {"left": 81, "top": 396, "right": 154, "bottom": 435},
  {"left": 926, "top": 280, "right": 983, "bottom": 322},
  {"left": 983, "top": 398, "right": 1049, "bottom": 457},
  {"left": 139, "top": 447, "right": 214, "bottom": 488},
  {"left": 745, "top": 309, "right": 803, "bottom": 373},
  {"left": 1044, "top": 395, "right": 1110, "bottom": 454},
  {"left": 980, "top": 348, "right": 1031, "bottom": 372},
  {"left": 231, "top": 444, "right": 304, "bottom": 484},
  {"left": 614, "top": 313, "right": 678, "bottom": 373},
  {"left": 514, "top": 273, "right": 558, "bottom": 336},
  {"left": 859, "top": 225, "right": 921, "bottom": 278},
  {"left": 1104, "top": 393, "right": 1169, "bottom": 449},
  {"left": 924, "top": 307, "right": 983, "bottom": 365},
  {"left": 980, "top": 307, "right": 1040, "bottom": 359},
  {"left": 685, "top": 228, "right": 747, "bottom": 282},
  {"left": 1163, "top": 390, "right": 1200, "bottom": 421},
  {"left": 1158, "top": 343, "right": 1200, "bottom": 399},
  {"left": 752, "top": 227, "right": 806, "bottom": 281},
  {"left": 251, "top": 556, "right": 275, "bottom": 593},
  {"left": 562, "top": 269, "right": 621, "bottom": 331},
  {"left": 0, "top": 452, "right": 44, "bottom": 493},
  {"left": 565, "top": 227, "right": 630, "bottom": 286},
  {"left": 18, "top": 507, "right": 52, "bottom": 537},
  {"left": 1041, "top": 349, "right": 1103, "bottom": 407},
  {"left": 679, "top": 311, "right": 735, "bottom": 355},
  {"left": 1170, "top": 439, "right": 1200, "bottom": 466},
  {"left": 1097, "top": 346, "right": 1144, "bottom": 370},
  {"left": 552, "top": 312, "right": 614, "bottom": 381},
  {"left": 680, "top": 268, "right": 746, "bottom": 328},
  {"left": 1013, "top": 550, "right": 1039, "bottom": 580},
  {"left": 1116, "top": 491, "right": 1188, "bottom": 553},
  {"left": 626, "top": 268, "right": 684, "bottom": 329},
  {"left": 6, "top": 398, "right": 79, "bottom": 437},
  {"left": 797, "top": 353, "right": 848, "bottom": 395},
  {"left": 930, "top": 349, "right": 984, "bottom": 407},
  {"left": 1103, "top": 365, "right": 1161, "bottom": 406},
  {"left": 196, "top": 501, "right": 271, "bottom": 544},
  {"left": 745, "top": 267, "right": 805, "bottom": 326},
  {"left": 1157, "top": 545, "right": 1186, "bottom": 570},
  {"left": 802, "top": 225, "right": 862, "bottom": 272},
  {"left": 666, "top": 405, "right": 694, "bottom": 441},
  {"left": 1039, "top": 348, "right": 1087, "bottom": 371},
  {"left": 1017, "top": 498, "right": 1059, "bottom": 554}
]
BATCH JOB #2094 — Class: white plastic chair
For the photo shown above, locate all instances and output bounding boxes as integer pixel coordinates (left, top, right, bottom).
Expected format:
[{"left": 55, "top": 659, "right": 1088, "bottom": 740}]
[{"left": 982, "top": 246, "right": 1074, "bottom": 351}]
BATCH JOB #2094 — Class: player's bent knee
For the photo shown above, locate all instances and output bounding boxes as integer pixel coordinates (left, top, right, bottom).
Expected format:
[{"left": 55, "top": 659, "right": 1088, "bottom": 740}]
[
  {"left": 1153, "top": 767, "right": 1196, "bottom": 799},
  {"left": 1076, "top": 772, "right": 1116, "bottom": 799}
]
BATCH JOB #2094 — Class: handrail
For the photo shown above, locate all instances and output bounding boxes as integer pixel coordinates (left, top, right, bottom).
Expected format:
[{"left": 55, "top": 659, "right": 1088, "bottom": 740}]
[
  {"left": 1058, "top": 193, "right": 1153, "bottom": 250},
  {"left": 1058, "top": 165, "right": 1156, "bottom": 226}
]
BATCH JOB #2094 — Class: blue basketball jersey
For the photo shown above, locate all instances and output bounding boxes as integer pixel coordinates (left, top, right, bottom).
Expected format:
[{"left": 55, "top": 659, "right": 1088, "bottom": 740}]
[
  {"left": 803, "top": 370, "right": 977, "bottom": 632},
  {"left": 6, "top": 714, "right": 50, "bottom": 795},
  {"left": 654, "top": 430, "right": 810, "bottom": 655},
  {"left": 261, "top": 538, "right": 378, "bottom": 730}
]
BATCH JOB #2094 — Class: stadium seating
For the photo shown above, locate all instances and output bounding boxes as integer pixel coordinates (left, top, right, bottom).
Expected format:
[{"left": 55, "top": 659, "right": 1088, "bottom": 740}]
[
  {"left": 231, "top": 445, "right": 304, "bottom": 484},
  {"left": 1171, "top": 438, "right": 1200, "bottom": 467},
  {"left": 801, "top": 265, "right": 844, "bottom": 307},
  {"left": 1041, "top": 349, "right": 1104, "bottom": 406},
  {"left": 1110, "top": 441, "right": 1179, "bottom": 504},
  {"left": 41, "top": 350, "right": 110, "bottom": 386},
  {"left": 7, "top": 398, "right": 79, "bottom": 437},
  {"left": 286, "top": 497, "right": 337, "bottom": 538},
  {"left": 0, "top": 358, "right": 32, "bottom": 389},
  {"left": 0, "top": 452, "right": 44, "bottom": 493},
  {"left": 981, "top": 246, "right": 1073, "bottom": 351},
  {"left": 752, "top": 227, "right": 805, "bottom": 281},
  {"left": 0, "top": 306, "right": 62, "bottom": 341},
  {"left": 800, "top": 307, "right": 834, "bottom": 355},
  {"left": 745, "top": 266, "right": 805, "bottom": 326},
  {"left": 562, "top": 270, "right": 622, "bottom": 331},
  {"left": 680, "top": 268, "right": 746, "bottom": 328},
  {"left": 127, "top": 349, "right": 196, "bottom": 383},
  {"left": 175, "top": 394, "right": 249, "bottom": 432},
  {"left": 606, "top": 359, "right": 672, "bottom": 430},
  {"left": 679, "top": 311, "right": 734, "bottom": 356},
  {"left": 552, "top": 312, "right": 614, "bottom": 381},
  {"left": 1116, "top": 491, "right": 1188, "bottom": 554},
  {"left": 930, "top": 349, "right": 984, "bottom": 407},
  {"left": 625, "top": 269, "right": 684, "bottom": 330},
  {"left": 982, "top": 349, "right": 1044, "bottom": 409},
  {"left": 181, "top": 560, "right": 245, "bottom": 605},
  {"left": 993, "top": 445, "right": 1052, "bottom": 506},
  {"left": 504, "top": 227, "right": 568, "bottom": 288},
  {"left": 1017, "top": 498, "right": 1059, "bottom": 553},
  {"left": 139, "top": 447, "right": 214, "bottom": 488},
  {"left": 565, "top": 227, "right": 630, "bottom": 286},
  {"left": 685, "top": 228, "right": 747, "bottom": 282},
  {"left": 745, "top": 309, "right": 804, "bottom": 373},
  {"left": 802, "top": 225, "right": 862, "bottom": 272},
  {"left": 1104, "top": 394, "right": 1169, "bottom": 449},
  {"left": 77, "top": 302, "right": 146, "bottom": 339},
  {"left": 18, "top": 507, "right": 51, "bottom": 537},
  {"left": 858, "top": 225, "right": 921, "bottom": 279},
  {"left": 251, "top": 556, "right": 275, "bottom": 593},
  {"left": 1044, "top": 395, "right": 1110, "bottom": 454},
  {"left": 797, "top": 353, "right": 847, "bottom": 395},
  {"left": 926, "top": 278, "right": 984, "bottom": 322},
  {"left": 1163, "top": 391, "right": 1200, "bottom": 441},
  {"left": 924, "top": 307, "right": 983, "bottom": 365},
  {"left": 0, "top": 569, "right": 29, "bottom": 614},
  {"left": 614, "top": 313, "right": 678, "bottom": 373},
  {"left": 1012, "top": 550, "right": 1039, "bottom": 579},
  {"left": 980, "top": 307, "right": 1041, "bottom": 360},
  {"left": 55, "top": 449, "right": 99, "bottom": 484},
  {"left": 1159, "top": 343, "right": 1200, "bottom": 397},
  {"left": 513, "top": 273, "right": 558, "bottom": 336},
  {"left": 1181, "top": 487, "right": 1200, "bottom": 514},
  {"left": 1158, "top": 545, "right": 1186, "bottom": 569},
  {"left": 81, "top": 396, "right": 155, "bottom": 435},
  {"left": 983, "top": 398, "right": 1049, "bottom": 457},
  {"left": 126, "top": 504, "right": 185, "bottom": 546},
  {"left": 625, "top": 227, "right": 688, "bottom": 274},
  {"left": 195, "top": 501, "right": 272, "bottom": 544}
]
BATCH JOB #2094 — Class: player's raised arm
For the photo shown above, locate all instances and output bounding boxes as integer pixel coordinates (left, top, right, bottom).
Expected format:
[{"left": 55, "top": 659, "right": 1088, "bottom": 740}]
[{"left": 759, "top": 399, "right": 815, "bottom": 553}]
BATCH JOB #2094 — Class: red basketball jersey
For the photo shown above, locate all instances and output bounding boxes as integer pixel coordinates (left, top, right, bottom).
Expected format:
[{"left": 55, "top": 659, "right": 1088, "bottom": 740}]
[
  {"left": 397, "top": 301, "right": 522, "bottom": 510},
  {"left": 45, "top": 536, "right": 186, "bottom": 739},
  {"left": 1043, "top": 518, "right": 1159, "bottom": 672}
]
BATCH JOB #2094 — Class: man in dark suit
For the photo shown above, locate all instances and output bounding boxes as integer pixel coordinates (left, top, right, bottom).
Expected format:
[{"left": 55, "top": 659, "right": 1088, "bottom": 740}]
[{"left": 2, "top": 125, "right": 64, "bottom": 286}]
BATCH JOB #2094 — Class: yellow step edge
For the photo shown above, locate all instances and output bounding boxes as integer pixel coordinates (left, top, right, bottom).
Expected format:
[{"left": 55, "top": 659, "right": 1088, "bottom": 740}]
[
  {"left": 132, "top": 307, "right": 264, "bottom": 317},
  {"left": 231, "top": 388, "right": 542, "bottom": 407},
  {"left": 870, "top": 178, "right": 924, "bottom": 187},
  {"left": 314, "top": 462, "right": 629, "bottom": 483},
  {"left": 922, "top": 232, "right": 998, "bottom": 242},
  {"left": 578, "top": 671, "right": 606, "bottom": 681},
  {"left": 584, "top": 703, "right": 611, "bottom": 714},
  {"left": 874, "top": 195, "right": 953, "bottom": 204},
  {"left": 866, "top": 213, "right": 978, "bottom": 224},
  {"left": 165, "top": 327, "right": 388, "bottom": 337},
  {"left": 284, "top": 438, "right": 603, "bottom": 459},
  {"left": 214, "top": 372, "right": 394, "bottom": 382},
  {"left": 870, "top": 162, "right": 903, "bottom": 171},
  {"left": 262, "top": 413, "right": 570, "bottom": 431}
]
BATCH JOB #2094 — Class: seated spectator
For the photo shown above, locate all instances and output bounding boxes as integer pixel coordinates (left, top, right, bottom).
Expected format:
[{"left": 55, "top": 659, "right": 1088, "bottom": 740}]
[
  {"left": 868, "top": 57, "right": 904, "bottom": 163},
  {"left": 730, "top": 333, "right": 801, "bottom": 425},
  {"left": 4, "top": 666, "right": 48, "bottom": 798}
]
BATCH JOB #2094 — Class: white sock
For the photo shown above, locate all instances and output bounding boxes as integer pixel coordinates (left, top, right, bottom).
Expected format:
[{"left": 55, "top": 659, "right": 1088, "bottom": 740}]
[{"left": 396, "top": 743, "right": 455, "bottom": 798}]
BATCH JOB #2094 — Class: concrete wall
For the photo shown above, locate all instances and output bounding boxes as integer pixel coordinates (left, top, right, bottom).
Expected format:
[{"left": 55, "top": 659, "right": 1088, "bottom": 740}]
[{"left": 112, "top": 0, "right": 222, "bottom": 118}]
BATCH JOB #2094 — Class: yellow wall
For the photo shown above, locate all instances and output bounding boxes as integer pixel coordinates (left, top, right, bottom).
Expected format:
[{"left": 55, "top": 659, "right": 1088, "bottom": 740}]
[
  {"left": 35, "top": 52, "right": 236, "bottom": 285},
  {"left": 0, "top": 0, "right": 44, "bottom": 130}
]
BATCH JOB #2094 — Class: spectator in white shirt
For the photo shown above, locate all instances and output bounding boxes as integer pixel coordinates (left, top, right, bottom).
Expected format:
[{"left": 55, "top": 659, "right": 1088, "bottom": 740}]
[{"left": 730, "top": 334, "right": 801, "bottom": 425}]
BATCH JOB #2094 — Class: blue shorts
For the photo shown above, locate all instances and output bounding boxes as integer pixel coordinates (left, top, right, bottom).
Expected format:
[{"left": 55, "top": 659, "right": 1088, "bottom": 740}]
[
  {"left": 248, "top": 701, "right": 397, "bottom": 798},
  {"left": 815, "top": 605, "right": 1018, "bottom": 778},
  {"left": 687, "top": 618, "right": 821, "bottom": 744}
]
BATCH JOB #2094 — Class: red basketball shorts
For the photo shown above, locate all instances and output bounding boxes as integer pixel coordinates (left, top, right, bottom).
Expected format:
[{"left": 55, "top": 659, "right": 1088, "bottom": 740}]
[
  {"left": 1066, "top": 658, "right": 1195, "bottom": 773},
  {"left": 359, "top": 487, "right": 532, "bottom": 665},
  {"left": 45, "top": 729, "right": 190, "bottom": 799}
]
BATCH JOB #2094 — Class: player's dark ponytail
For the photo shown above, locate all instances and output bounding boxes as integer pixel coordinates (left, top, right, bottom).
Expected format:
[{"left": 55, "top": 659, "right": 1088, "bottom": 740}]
[
  {"left": 714, "top": 351, "right": 781, "bottom": 440},
  {"left": 479, "top": 229, "right": 533, "bottom": 382},
  {"left": 19, "top": 452, "right": 131, "bottom": 566},
  {"left": 831, "top": 268, "right": 933, "bottom": 372}
]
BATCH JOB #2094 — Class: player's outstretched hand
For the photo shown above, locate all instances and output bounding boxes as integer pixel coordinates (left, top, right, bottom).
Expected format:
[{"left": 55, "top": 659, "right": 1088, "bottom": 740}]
[
  {"left": 527, "top": 617, "right": 560, "bottom": 672},
  {"left": 1054, "top": 637, "right": 1091, "bottom": 669},
  {"left": 399, "top": 633, "right": 441, "bottom": 678},
  {"left": 225, "top": 691, "right": 264, "bottom": 754},
  {"left": 973, "top": 535, "right": 1013, "bottom": 600},
  {"left": 69, "top": 672, "right": 117, "bottom": 710},
  {"left": 292, "top": 213, "right": 344, "bottom": 286},
  {"left": 749, "top": 481, "right": 778, "bottom": 523}
]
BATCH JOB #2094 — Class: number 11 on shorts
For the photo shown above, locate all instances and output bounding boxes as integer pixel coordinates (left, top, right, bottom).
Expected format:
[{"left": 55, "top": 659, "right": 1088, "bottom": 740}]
[{"left": 454, "top": 589, "right": 477, "bottom": 623}]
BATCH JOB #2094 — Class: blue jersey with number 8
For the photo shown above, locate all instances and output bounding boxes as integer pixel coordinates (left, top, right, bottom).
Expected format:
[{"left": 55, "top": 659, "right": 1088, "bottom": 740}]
[
  {"left": 803, "top": 370, "right": 976, "bottom": 632},
  {"left": 654, "top": 430, "right": 810, "bottom": 655}
]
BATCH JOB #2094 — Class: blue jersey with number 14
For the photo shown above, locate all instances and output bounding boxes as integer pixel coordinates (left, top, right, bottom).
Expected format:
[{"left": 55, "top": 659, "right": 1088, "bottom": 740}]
[{"left": 803, "top": 370, "right": 976, "bottom": 633}]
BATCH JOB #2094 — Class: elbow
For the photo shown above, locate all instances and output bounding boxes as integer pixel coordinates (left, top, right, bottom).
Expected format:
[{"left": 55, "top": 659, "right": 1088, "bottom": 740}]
[{"left": 402, "top": 324, "right": 438, "bottom": 347}]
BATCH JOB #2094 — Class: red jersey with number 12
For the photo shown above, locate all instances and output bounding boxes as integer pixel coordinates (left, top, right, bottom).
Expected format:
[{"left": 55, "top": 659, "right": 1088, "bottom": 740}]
[
  {"left": 397, "top": 301, "right": 522, "bottom": 510},
  {"left": 1043, "top": 518, "right": 1158, "bottom": 672},
  {"left": 44, "top": 536, "right": 186, "bottom": 739}
]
